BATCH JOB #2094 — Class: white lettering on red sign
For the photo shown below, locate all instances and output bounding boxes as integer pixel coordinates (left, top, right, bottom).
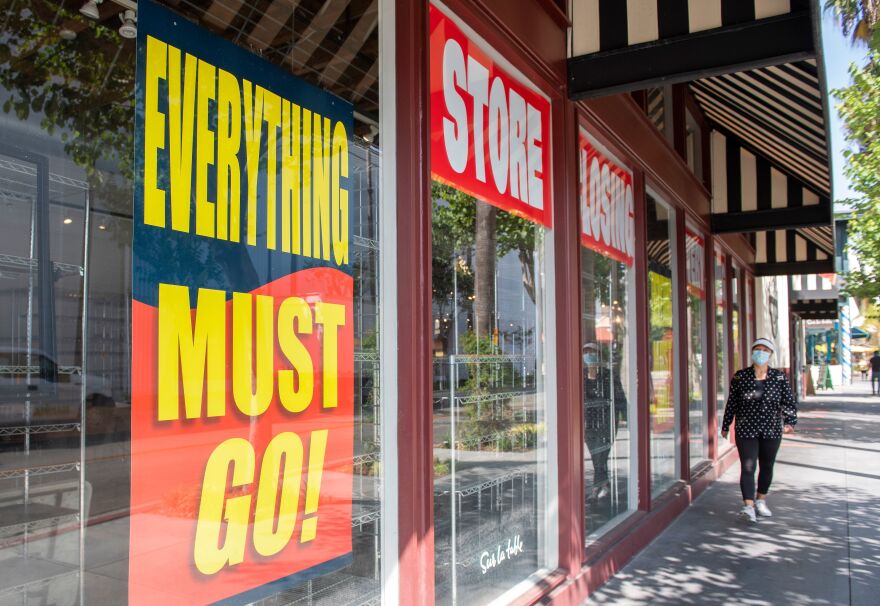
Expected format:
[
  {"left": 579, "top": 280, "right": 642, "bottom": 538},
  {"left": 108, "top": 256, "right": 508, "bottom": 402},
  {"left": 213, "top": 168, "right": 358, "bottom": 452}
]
[
  {"left": 686, "top": 229, "right": 705, "bottom": 299},
  {"left": 578, "top": 130, "right": 634, "bottom": 265},
  {"left": 430, "top": 5, "right": 552, "bottom": 226}
]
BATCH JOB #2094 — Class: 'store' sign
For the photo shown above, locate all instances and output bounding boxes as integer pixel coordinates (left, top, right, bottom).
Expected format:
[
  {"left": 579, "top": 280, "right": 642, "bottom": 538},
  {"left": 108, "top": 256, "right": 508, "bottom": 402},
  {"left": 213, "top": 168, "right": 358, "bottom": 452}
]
[
  {"left": 579, "top": 131, "right": 635, "bottom": 265},
  {"left": 130, "top": 2, "right": 354, "bottom": 604},
  {"left": 430, "top": 4, "right": 552, "bottom": 226}
]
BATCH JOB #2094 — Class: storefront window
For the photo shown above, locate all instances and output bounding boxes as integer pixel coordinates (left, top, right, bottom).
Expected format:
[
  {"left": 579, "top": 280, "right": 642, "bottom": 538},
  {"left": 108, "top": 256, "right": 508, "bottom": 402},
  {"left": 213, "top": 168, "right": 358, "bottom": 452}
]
[
  {"left": 715, "top": 249, "right": 729, "bottom": 444},
  {"left": 0, "top": 1, "right": 388, "bottom": 604},
  {"left": 685, "top": 228, "right": 708, "bottom": 466},
  {"left": 746, "top": 275, "right": 755, "bottom": 355},
  {"left": 646, "top": 192, "right": 678, "bottom": 497},
  {"left": 429, "top": 6, "right": 556, "bottom": 603},
  {"left": 431, "top": 186, "right": 553, "bottom": 604},
  {"left": 732, "top": 265, "right": 742, "bottom": 373},
  {"left": 578, "top": 132, "right": 636, "bottom": 539}
]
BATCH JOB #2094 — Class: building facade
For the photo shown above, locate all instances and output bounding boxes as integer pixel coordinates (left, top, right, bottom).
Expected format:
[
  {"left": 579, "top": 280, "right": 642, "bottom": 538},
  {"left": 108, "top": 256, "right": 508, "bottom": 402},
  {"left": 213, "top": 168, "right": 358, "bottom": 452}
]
[{"left": 0, "top": 1, "right": 832, "bottom": 605}]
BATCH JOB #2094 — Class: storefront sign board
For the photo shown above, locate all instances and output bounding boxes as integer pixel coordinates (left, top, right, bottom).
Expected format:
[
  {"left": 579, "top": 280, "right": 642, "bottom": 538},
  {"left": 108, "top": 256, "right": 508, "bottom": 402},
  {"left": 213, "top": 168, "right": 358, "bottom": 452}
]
[
  {"left": 686, "top": 228, "right": 706, "bottom": 299},
  {"left": 429, "top": 3, "right": 552, "bottom": 226},
  {"left": 131, "top": 2, "right": 354, "bottom": 604},
  {"left": 578, "top": 130, "right": 635, "bottom": 266}
]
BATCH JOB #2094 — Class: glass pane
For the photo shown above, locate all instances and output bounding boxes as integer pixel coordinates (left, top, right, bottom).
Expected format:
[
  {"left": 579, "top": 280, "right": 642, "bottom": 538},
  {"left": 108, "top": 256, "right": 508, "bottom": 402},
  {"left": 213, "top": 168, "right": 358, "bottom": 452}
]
[
  {"left": 432, "top": 184, "right": 551, "bottom": 605},
  {"left": 731, "top": 266, "right": 741, "bottom": 372},
  {"left": 0, "top": 1, "right": 386, "bottom": 603},
  {"left": 581, "top": 248, "right": 635, "bottom": 538},
  {"left": 0, "top": 166, "right": 87, "bottom": 594},
  {"left": 0, "top": 16, "right": 89, "bottom": 597},
  {"left": 714, "top": 250, "right": 729, "bottom": 446},
  {"left": 685, "top": 231, "right": 707, "bottom": 466},
  {"left": 646, "top": 193, "right": 678, "bottom": 497}
]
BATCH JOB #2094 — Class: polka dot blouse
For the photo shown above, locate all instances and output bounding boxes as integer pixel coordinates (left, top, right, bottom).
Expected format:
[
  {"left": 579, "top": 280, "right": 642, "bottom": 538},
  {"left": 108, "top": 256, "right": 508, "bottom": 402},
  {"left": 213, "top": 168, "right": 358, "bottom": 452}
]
[{"left": 722, "top": 366, "right": 798, "bottom": 439}]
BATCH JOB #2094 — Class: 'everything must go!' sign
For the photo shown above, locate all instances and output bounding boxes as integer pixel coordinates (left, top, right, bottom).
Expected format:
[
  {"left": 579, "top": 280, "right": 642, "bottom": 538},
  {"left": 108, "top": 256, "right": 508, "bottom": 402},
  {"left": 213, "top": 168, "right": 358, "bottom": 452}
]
[
  {"left": 429, "top": 4, "right": 552, "bottom": 226},
  {"left": 131, "top": 2, "right": 354, "bottom": 604},
  {"left": 578, "top": 130, "right": 635, "bottom": 266}
]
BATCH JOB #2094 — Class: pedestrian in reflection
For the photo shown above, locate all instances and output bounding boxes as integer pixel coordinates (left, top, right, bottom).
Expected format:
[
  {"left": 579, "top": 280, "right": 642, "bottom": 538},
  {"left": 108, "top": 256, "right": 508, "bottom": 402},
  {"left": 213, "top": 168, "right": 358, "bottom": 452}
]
[
  {"left": 583, "top": 342, "right": 625, "bottom": 501},
  {"left": 721, "top": 338, "right": 797, "bottom": 523},
  {"left": 870, "top": 350, "right": 880, "bottom": 395}
]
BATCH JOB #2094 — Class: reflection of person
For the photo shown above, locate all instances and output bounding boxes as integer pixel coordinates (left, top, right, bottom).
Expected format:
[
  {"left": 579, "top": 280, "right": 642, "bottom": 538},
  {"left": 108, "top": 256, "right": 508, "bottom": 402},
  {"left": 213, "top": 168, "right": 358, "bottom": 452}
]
[
  {"left": 583, "top": 342, "right": 626, "bottom": 501},
  {"left": 721, "top": 338, "right": 797, "bottom": 523},
  {"left": 871, "top": 351, "right": 880, "bottom": 395}
]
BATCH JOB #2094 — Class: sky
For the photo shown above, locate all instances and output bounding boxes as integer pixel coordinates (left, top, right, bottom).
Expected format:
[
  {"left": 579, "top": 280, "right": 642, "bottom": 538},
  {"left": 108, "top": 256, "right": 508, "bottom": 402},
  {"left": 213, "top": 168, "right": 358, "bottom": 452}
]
[{"left": 818, "top": 5, "right": 871, "bottom": 207}]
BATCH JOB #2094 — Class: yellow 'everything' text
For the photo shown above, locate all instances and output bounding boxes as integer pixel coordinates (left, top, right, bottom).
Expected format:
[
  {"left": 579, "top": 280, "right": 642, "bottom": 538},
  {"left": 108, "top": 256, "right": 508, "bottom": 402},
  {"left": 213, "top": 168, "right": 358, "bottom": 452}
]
[{"left": 143, "top": 36, "right": 349, "bottom": 266}]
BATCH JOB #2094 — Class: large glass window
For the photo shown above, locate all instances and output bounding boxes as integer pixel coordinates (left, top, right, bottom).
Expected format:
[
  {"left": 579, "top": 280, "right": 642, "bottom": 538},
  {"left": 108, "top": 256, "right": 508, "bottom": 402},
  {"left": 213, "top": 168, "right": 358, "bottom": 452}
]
[
  {"left": 578, "top": 133, "right": 636, "bottom": 540},
  {"left": 581, "top": 247, "right": 636, "bottom": 537},
  {"left": 0, "top": 2, "right": 388, "bottom": 604},
  {"left": 731, "top": 264, "right": 742, "bottom": 372},
  {"left": 715, "top": 249, "right": 730, "bottom": 446},
  {"left": 431, "top": 185, "right": 553, "bottom": 605},
  {"left": 685, "top": 228, "right": 708, "bottom": 466},
  {"left": 646, "top": 192, "right": 678, "bottom": 497}
]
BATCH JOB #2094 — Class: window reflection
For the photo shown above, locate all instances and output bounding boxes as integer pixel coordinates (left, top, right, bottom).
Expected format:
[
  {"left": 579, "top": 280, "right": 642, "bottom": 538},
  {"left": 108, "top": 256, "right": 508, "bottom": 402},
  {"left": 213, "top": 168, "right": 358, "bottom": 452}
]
[
  {"left": 646, "top": 193, "right": 678, "bottom": 497},
  {"left": 0, "top": 1, "right": 385, "bottom": 604},
  {"left": 715, "top": 250, "right": 729, "bottom": 445},
  {"left": 581, "top": 248, "right": 635, "bottom": 538},
  {"left": 685, "top": 230, "right": 707, "bottom": 466},
  {"left": 431, "top": 183, "right": 551, "bottom": 605}
]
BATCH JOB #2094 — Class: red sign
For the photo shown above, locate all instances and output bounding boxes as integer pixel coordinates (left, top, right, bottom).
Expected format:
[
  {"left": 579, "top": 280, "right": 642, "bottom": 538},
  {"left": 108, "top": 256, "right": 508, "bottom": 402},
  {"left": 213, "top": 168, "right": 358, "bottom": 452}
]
[
  {"left": 578, "top": 130, "right": 635, "bottom": 266},
  {"left": 429, "top": 4, "right": 552, "bottom": 226},
  {"left": 715, "top": 250, "right": 726, "bottom": 308},
  {"left": 685, "top": 228, "right": 706, "bottom": 299}
]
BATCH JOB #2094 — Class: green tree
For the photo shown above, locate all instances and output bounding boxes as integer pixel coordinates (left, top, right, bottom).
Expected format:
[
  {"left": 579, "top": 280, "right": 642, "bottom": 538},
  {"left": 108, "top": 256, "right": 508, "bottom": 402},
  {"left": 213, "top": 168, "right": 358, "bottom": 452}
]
[{"left": 828, "top": 1, "right": 880, "bottom": 298}]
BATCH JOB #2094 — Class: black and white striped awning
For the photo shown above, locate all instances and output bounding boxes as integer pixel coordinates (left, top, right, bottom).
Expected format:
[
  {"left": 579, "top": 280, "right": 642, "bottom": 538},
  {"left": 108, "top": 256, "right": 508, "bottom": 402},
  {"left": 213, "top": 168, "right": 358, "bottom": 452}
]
[
  {"left": 695, "top": 62, "right": 829, "bottom": 196},
  {"left": 569, "top": 0, "right": 815, "bottom": 98},
  {"left": 754, "top": 230, "right": 833, "bottom": 276},
  {"left": 568, "top": 0, "right": 833, "bottom": 277},
  {"left": 709, "top": 131, "right": 831, "bottom": 232},
  {"left": 789, "top": 274, "right": 839, "bottom": 319},
  {"left": 570, "top": 0, "right": 810, "bottom": 56}
]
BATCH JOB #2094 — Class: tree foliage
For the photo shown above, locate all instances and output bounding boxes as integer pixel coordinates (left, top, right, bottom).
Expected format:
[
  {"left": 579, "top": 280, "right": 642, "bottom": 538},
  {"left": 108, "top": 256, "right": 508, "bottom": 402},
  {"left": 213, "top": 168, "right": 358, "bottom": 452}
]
[
  {"left": 827, "top": 1, "right": 880, "bottom": 298},
  {"left": 0, "top": 3, "right": 135, "bottom": 185}
]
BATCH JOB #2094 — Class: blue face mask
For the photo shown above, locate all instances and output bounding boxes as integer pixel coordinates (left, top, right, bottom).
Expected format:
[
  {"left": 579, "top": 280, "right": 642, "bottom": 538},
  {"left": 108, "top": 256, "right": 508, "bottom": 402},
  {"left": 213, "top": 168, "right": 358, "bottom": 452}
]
[
  {"left": 583, "top": 353, "right": 598, "bottom": 366},
  {"left": 752, "top": 350, "right": 771, "bottom": 366}
]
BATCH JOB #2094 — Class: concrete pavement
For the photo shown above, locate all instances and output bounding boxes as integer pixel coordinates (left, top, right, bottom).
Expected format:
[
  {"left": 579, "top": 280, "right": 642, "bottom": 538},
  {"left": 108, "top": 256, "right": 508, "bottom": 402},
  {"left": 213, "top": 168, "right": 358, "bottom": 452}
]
[{"left": 585, "top": 384, "right": 880, "bottom": 606}]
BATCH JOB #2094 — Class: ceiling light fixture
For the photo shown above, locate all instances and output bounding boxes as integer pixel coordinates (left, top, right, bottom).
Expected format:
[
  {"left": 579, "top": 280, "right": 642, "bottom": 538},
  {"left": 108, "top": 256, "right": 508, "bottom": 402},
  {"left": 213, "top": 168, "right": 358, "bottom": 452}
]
[
  {"left": 79, "top": 0, "right": 102, "bottom": 19},
  {"left": 63, "top": 217, "right": 73, "bottom": 225},
  {"left": 118, "top": 9, "right": 137, "bottom": 39}
]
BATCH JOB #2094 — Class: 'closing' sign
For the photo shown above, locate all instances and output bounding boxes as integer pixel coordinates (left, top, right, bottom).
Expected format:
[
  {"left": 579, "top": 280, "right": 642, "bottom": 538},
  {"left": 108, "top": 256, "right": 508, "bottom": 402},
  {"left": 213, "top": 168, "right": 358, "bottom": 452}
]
[
  {"left": 579, "top": 130, "right": 635, "bottom": 266},
  {"left": 429, "top": 4, "right": 552, "bottom": 226}
]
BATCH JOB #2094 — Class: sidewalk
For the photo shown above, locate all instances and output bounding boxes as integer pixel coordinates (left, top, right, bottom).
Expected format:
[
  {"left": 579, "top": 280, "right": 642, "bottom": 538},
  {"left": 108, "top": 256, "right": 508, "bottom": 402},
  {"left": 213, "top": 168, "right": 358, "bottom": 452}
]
[{"left": 585, "top": 386, "right": 880, "bottom": 606}]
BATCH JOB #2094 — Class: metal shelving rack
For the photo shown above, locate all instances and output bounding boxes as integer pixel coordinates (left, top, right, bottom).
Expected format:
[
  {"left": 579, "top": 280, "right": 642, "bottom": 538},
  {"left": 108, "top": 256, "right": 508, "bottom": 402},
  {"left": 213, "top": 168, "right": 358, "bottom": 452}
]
[{"left": 0, "top": 150, "right": 86, "bottom": 604}]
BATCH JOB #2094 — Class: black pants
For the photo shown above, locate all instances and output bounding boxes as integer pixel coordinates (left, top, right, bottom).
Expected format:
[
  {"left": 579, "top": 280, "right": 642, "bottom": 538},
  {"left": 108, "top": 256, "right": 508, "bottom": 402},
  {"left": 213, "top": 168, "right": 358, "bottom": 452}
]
[{"left": 735, "top": 437, "right": 782, "bottom": 501}]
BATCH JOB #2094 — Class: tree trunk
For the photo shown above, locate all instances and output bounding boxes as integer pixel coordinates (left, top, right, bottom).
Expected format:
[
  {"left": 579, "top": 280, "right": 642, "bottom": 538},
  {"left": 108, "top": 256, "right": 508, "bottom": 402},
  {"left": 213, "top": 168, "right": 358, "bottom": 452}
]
[{"left": 474, "top": 203, "right": 497, "bottom": 340}]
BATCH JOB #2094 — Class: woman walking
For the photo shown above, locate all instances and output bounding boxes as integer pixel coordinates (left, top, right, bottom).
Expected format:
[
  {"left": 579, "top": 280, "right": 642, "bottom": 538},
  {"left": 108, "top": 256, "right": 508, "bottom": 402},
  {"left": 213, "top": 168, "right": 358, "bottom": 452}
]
[{"left": 721, "top": 338, "right": 798, "bottom": 522}]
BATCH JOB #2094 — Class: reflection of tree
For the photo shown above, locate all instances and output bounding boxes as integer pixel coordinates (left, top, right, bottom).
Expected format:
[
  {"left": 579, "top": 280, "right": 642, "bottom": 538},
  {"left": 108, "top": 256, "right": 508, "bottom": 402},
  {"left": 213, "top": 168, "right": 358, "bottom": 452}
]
[
  {"left": 431, "top": 181, "right": 538, "bottom": 345},
  {"left": 0, "top": 2, "right": 135, "bottom": 184}
]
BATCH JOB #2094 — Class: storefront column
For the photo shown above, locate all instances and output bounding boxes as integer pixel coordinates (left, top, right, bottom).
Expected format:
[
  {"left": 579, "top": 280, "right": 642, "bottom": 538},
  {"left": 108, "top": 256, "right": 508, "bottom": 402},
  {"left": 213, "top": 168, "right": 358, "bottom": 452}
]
[
  {"left": 674, "top": 211, "right": 690, "bottom": 482},
  {"left": 395, "top": 0, "right": 434, "bottom": 603},
  {"left": 555, "top": 97, "right": 584, "bottom": 577},
  {"left": 633, "top": 169, "right": 652, "bottom": 511}
]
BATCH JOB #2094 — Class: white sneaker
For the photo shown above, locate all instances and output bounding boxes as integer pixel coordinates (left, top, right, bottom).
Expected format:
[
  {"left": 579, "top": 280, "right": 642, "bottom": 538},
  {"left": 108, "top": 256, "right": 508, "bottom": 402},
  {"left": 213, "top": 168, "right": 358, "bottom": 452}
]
[
  {"left": 755, "top": 500, "right": 772, "bottom": 517},
  {"left": 740, "top": 505, "right": 757, "bottom": 523}
]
